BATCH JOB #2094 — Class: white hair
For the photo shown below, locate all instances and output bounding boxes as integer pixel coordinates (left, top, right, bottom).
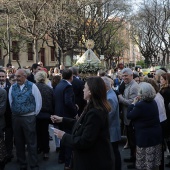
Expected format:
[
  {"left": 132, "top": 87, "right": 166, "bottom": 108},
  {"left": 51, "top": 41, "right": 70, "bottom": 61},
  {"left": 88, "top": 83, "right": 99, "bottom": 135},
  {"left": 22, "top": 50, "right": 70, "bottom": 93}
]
[
  {"left": 16, "top": 69, "right": 27, "bottom": 76},
  {"left": 101, "top": 76, "right": 111, "bottom": 89},
  {"left": 34, "top": 71, "right": 47, "bottom": 83},
  {"left": 155, "top": 69, "right": 166, "bottom": 76},
  {"left": 122, "top": 68, "right": 133, "bottom": 75},
  {"left": 139, "top": 82, "right": 156, "bottom": 101},
  {"left": 25, "top": 69, "right": 31, "bottom": 76}
]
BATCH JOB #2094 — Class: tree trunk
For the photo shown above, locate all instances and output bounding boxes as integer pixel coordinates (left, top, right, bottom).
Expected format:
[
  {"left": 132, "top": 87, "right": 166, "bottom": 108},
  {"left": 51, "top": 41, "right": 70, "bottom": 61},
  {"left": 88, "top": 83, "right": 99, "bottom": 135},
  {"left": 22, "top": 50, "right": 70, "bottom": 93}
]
[
  {"left": 33, "top": 38, "right": 39, "bottom": 63},
  {"left": 58, "top": 48, "right": 61, "bottom": 66},
  {"left": 16, "top": 58, "right": 21, "bottom": 68},
  {"left": 166, "top": 50, "right": 169, "bottom": 65}
]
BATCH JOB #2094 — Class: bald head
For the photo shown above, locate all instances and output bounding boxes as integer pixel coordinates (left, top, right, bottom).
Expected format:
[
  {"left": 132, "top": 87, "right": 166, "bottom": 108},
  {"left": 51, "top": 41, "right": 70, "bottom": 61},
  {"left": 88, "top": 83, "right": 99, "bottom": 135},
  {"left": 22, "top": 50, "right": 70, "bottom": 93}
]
[{"left": 15, "top": 69, "right": 27, "bottom": 85}]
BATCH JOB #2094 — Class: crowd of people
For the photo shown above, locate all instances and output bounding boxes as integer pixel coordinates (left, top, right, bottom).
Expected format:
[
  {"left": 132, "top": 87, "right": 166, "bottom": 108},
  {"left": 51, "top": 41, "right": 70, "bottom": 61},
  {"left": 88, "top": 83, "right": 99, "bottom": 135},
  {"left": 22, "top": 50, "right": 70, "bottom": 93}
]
[{"left": 0, "top": 62, "right": 170, "bottom": 170}]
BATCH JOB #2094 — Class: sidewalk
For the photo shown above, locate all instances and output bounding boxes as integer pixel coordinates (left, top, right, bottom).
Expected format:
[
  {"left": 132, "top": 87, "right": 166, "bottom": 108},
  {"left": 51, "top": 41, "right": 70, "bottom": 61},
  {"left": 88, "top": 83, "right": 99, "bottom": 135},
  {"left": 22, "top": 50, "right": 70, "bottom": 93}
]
[{"left": 5, "top": 134, "right": 170, "bottom": 170}]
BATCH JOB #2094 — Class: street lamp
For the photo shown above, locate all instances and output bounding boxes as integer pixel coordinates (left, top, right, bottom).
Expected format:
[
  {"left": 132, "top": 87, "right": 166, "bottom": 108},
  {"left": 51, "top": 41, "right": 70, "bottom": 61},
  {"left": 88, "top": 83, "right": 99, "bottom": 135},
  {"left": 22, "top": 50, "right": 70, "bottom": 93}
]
[{"left": 0, "top": 8, "right": 11, "bottom": 64}]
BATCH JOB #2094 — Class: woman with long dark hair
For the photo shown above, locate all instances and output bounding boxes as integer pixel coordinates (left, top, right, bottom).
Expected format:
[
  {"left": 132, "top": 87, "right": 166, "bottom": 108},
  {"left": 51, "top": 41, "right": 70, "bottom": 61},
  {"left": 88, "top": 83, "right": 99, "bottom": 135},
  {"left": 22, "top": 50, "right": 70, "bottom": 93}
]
[{"left": 51, "top": 77, "right": 115, "bottom": 170}]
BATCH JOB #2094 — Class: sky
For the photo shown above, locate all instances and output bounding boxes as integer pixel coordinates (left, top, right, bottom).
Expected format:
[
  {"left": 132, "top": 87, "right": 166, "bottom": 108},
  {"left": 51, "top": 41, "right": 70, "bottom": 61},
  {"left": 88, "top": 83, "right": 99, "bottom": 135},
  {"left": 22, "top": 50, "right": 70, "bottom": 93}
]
[{"left": 131, "top": 0, "right": 143, "bottom": 12}]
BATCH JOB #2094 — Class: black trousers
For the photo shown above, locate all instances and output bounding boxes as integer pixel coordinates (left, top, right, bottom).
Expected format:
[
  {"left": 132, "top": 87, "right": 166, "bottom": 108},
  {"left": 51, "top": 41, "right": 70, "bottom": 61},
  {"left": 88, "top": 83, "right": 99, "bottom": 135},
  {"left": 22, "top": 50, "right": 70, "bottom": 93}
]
[
  {"left": 4, "top": 126, "right": 13, "bottom": 157},
  {"left": 0, "top": 163, "right": 5, "bottom": 170},
  {"left": 36, "top": 119, "right": 49, "bottom": 154},
  {"left": 126, "top": 125, "right": 136, "bottom": 160},
  {"left": 58, "top": 124, "right": 72, "bottom": 167},
  {"left": 112, "top": 141, "right": 121, "bottom": 170},
  {"left": 12, "top": 115, "right": 39, "bottom": 169}
]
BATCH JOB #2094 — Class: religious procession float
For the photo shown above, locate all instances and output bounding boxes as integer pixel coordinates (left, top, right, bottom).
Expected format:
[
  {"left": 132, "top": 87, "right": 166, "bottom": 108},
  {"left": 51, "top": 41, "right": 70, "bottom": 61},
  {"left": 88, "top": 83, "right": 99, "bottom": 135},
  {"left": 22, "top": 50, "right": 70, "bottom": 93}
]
[{"left": 74, "top": 39, "right": 104, "bottom": 79}]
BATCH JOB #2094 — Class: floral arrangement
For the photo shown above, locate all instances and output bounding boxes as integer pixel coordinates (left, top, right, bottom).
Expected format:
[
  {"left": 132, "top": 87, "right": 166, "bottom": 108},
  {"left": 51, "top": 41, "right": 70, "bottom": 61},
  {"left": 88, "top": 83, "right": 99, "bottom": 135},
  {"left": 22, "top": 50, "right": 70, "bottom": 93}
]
[{"left": 75, "top": 62, "right": 103, "bottom": 74}]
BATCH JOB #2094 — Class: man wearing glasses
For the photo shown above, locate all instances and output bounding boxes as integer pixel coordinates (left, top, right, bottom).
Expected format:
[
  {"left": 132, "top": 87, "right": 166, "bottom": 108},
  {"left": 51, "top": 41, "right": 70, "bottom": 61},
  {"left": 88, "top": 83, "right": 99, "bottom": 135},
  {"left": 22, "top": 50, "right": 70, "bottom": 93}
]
[{"left": 9, "top": 69, "right": 42, "bottom": 170}]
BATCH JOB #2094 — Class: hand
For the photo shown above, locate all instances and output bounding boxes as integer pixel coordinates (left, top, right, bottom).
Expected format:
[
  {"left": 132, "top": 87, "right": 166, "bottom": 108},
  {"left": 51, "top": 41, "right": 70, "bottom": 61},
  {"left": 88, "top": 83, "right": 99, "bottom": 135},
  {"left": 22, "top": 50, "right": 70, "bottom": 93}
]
[
  {"left": 75, "top": 104, "right": 79, "bottom": 111},
  {"left": 132, "top": 96, "right": 140, "bottom": 104},
  {"left": 54, "top": 129, "right": 65, "bottom": 139},
  {"left": 50, "top": 115, "right": 63, "bottom": 123},
  {"left": 118, "top": 94, "right": 122, "bottom": 99}
]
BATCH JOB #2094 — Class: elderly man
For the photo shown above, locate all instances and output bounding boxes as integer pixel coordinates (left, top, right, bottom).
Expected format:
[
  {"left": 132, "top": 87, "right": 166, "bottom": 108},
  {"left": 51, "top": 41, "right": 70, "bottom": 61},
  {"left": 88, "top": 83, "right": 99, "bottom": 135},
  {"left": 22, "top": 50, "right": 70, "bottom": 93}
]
[
  {"left": 9, "top": 69, "right": 42, "bottom": 170},
  {"left": 118, "top": 68, "right": 139, "bottom": 169},
  {"left": 102, "top": 76, "right": 121, "bottom": 170}
]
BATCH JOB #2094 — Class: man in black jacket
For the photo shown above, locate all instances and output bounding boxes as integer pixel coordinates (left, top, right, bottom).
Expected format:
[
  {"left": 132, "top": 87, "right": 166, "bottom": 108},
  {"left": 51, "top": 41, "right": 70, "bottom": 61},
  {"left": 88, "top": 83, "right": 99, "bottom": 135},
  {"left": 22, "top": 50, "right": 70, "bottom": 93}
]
[
  {"left": 27, "top": 63, "right": 41, "bottom": 83},
  {"left": 54, "top": 69, "right": 78, "bottom": 170},
  {"left": 0, "top": 69, "right": 13, "bottom": 161},
  {"left": 69, "top": 67, "right": 86, "bottom": 116}
]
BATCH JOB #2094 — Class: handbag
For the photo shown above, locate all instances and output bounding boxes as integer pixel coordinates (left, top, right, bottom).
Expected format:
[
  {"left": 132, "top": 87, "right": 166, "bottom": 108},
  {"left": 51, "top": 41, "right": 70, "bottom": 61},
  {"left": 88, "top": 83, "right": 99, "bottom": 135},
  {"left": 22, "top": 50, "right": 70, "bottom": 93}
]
[{"left": 0, "top": 137, "right": 8, "bottom": 163}]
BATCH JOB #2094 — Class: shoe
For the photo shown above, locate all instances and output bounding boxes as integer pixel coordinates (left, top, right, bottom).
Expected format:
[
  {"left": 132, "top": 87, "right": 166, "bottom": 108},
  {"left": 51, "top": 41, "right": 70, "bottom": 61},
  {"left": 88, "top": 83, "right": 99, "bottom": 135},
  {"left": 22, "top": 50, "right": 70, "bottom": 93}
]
[
  {"left": 124, "top": 145, "right": 129, "bottom": 149},
  {"left": 30, "top": 165, "right": 39, "bottom": 170},
  {"left": 127, "top": 164, "right": 136, "bottom": 169},
  {"left": 6, "top": 154, "right": 14, "bottom": 163},
  {"left": 64, "top": 166, "right": 72, "bottom": 170},
  {"left": 43, "top": 153, "right": 49, "bottom": 160},
  {"left": 56, "top": 147, "right": 60, "bottom": 153},
  {"left": 20, "top": 168, "right": 27, "bottom": 170},
  {"left": 165, "top": 162, "right": 170, "bottom": 167},
  {"left": 124, "top": 157, "right": 136, "bottom": 163},
  {"left": 37, "top": 148, "right": 42, "bottom": 154},
  {"left": 58, "top": 159, "right": 65, "bottom": 164}
]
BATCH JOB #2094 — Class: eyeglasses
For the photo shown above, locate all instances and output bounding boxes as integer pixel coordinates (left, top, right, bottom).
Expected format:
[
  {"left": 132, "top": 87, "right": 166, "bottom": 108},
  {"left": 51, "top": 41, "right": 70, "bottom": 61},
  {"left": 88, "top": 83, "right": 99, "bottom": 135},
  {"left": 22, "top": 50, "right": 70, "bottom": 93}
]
[{"left": 15, "top": 75, "right": 24, "bottom": 78}]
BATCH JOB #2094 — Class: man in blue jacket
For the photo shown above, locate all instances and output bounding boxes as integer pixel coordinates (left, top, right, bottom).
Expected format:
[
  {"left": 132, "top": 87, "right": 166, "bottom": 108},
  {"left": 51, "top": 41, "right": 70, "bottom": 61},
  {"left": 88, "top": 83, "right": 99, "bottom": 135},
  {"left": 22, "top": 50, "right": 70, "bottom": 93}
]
[
  {"left": 102, "top": 76, "right": 121, "bottom": 170},
  {"left": 54, "top": 69, "right": 78, "bottom": 170}
]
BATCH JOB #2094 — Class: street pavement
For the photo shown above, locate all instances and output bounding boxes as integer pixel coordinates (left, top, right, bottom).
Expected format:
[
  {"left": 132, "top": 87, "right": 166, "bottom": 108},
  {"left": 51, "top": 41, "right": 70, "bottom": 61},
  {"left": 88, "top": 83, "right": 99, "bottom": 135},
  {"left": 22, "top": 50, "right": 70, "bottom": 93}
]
[{"left": 5, "top": 131, "right": 170, "bottom": 170}]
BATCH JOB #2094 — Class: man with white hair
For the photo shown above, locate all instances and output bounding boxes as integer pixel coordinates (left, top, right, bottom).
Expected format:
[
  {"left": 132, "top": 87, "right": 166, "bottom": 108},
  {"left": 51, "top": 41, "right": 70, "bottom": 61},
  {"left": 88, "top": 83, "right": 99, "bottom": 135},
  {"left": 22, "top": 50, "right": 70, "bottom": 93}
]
[
  {"left": 9, "top": 69, "right": 42, "bottom": 170},
  {"left": 102, "top": 76, "right": 121, "bottom": 170},
  {"left": 118, "top": 68, "right": 139, "bottom": 169}
]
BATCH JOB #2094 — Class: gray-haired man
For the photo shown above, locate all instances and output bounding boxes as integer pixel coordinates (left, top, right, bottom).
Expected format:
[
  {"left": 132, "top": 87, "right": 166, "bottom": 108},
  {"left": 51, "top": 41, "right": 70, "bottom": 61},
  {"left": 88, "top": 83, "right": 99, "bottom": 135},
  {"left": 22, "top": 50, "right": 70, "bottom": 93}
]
[
  {"left": 118, "top": 68, "right": 139, "bottom": 169},
  {"left": 9, "top": 69, "right": 42, "bottom": 170}
]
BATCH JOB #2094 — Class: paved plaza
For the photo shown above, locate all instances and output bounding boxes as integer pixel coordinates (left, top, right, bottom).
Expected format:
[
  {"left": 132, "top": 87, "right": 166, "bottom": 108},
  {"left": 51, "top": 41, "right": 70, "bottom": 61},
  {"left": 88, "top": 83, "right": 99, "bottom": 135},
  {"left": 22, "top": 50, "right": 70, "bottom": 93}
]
[{"left": 5, "top": 131, "right": 170, "bottom": 170}]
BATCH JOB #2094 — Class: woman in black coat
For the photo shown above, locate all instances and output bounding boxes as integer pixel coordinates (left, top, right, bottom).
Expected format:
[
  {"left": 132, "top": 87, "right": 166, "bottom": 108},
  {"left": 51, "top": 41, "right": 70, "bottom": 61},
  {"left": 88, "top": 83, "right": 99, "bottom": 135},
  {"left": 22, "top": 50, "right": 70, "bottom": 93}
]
[
  {"left": 51, "top": 77, "right": 114, "bottom": 170},
  {"left": 35, "top": 71, "right": 54, "bottom": 160},
  {"left": 127, "top": 82, "right": 162, "bottom": 170}
]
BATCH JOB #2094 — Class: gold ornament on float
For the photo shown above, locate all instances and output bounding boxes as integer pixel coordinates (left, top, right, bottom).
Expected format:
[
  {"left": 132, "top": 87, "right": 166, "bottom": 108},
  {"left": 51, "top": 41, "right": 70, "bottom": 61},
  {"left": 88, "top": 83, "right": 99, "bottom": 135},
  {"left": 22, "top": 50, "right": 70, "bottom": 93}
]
[{"left": 85, "top": 39, "right": 95, "bottom": 49}]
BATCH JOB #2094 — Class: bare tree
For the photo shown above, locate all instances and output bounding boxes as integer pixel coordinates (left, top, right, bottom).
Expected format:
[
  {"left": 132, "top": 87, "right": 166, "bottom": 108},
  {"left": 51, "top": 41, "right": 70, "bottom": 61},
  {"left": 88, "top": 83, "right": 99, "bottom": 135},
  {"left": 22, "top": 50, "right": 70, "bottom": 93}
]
[
  {"left": 130, "top": 0, "right": 170, "bottom": 66},
  {"left": 3, "top": 0, "right": 52, "bottom": 63},
  {"left": 45, "top": 0, "right": 130, "bottom": 66}
]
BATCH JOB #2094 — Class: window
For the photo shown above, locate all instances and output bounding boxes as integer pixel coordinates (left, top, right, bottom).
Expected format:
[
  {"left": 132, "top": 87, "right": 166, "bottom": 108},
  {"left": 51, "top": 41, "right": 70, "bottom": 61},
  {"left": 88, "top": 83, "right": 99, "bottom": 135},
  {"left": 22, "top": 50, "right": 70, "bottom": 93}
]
[
  {"left": 51, "top": 46, "right": 55, "bottom": 61},
  {"left": 12, "top": 41, "right": 19, "bottom": 60},
  {"left": 27, "top": 43, "right": 33, "bottom": 60}
]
